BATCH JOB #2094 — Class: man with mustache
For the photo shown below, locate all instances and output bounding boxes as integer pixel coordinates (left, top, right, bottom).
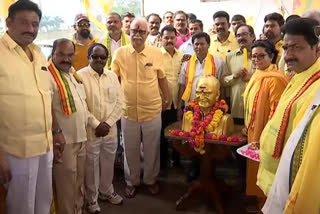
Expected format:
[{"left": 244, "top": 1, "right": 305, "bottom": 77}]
[
  {"left": 262, "top": 12, "right": 284, "bottom": 65},
  {"left": 112, "top": 18, "right": 169, "bottom": 198},
  {"left": 163, "top": 11, "right": 174, "bottom": 27},
  {"left": 100, "top": 12, "right": 130, "bottom": 69},
  {"left": 208, "top": 11, "right": 239, "bottom": 61},
  {"left": 174, "top": 10, "right": 190, "bottom": 48},
  {"left": 159, "top": 26, "right": 184, "bottom": 173},
  {"left": 72, "top": 14, "right": 98, "bottom": 71},
  {"left": 257, "top": 18, "right": 320, "bottom": 214},
  {"left": 179, "top": 19, "right": 204, "bottom": 56},
  {"left": 222, "top": 24, "right": 255, "bottom": 125},
  {"left": 146, "top": 13, "right": 162, "bottom": 47},
  {"left": 78, "top": 43, "right": 124, "bottom": 213},
  {"left": 49, "top": 38, "right": 88, "bottom": 214},
  {"left": 0, "top": 1, "right": 65, "bottom": 213}
]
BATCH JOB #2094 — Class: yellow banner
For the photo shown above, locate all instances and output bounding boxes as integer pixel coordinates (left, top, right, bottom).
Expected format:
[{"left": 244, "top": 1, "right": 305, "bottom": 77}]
[
  {"left": 83, "top": 0, "right": 114, "bottom": 33},
  {"left": 0, "top": 0, "right": 15, "bottom": 17},
  {"left": 294, "top": 0, "right": 320, "bottom": 15}
]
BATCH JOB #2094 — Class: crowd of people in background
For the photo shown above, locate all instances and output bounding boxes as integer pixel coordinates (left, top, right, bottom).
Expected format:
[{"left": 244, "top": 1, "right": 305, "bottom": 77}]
[{"left": 1, "top": 0, "right": 320, "bottom": 214}]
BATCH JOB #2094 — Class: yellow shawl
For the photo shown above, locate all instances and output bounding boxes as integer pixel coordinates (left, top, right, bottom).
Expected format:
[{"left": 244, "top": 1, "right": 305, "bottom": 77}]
[{"left": 182, "top": 53, "right": 216, "bottom": 101}]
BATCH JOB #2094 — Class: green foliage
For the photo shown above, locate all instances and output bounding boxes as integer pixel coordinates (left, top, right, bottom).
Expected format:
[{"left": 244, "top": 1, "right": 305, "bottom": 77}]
[
  {"left": 40, "top": 15, "right": 65, "bottom": 32},
  {"left": 111, "top": 0, "right": 141, "bottom": 16}
]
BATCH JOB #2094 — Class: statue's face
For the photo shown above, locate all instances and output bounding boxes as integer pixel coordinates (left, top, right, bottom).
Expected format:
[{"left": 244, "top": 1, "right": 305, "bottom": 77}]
[{"left": 195, "top": 77, "right": 219, "bottom": 109}]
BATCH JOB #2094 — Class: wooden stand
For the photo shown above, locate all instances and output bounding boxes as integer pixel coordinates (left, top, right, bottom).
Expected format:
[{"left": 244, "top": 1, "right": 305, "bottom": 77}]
[{"left": 165, "top": 122, "right": 246, "bottom": 213}]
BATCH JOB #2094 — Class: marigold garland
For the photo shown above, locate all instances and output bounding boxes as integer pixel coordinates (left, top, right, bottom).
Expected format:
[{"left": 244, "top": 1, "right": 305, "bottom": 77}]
[{"left": 170, "top": 100, "right": 239, "bottom": 154}]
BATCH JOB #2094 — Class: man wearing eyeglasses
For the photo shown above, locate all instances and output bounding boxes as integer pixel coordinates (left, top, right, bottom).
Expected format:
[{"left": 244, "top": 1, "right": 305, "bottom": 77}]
[
  {"left": 72, "top": 14, "right": 98, "bottom": 71},
  {"left": 112, "top": 18, "right": 169, "bottom": 198},
  {"left": 78, "top": 43, "right": 124, "bottom": 213},
  {"left": 222, "top": 24, "right": 255, "bottom": 125}
]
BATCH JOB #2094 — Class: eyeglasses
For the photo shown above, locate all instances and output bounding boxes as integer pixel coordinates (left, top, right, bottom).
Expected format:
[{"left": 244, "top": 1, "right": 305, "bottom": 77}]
[
  {"left": 314, "top": 25, "right": 320, "bottom": 38},
  {"left": 77, "top": 23, "right": 90, "bottom": 28},
  {"left": 236, "top": 32, "right": 250, "bottom": 38},
  {"left": 91, "top": 55, "right": 107, "bottom": 60},
  {"left": 130, "top": 29, "right": 147, "bottom": 35},
  {"left": 251, "top": 54, "right": 267, "bottom": 60}
]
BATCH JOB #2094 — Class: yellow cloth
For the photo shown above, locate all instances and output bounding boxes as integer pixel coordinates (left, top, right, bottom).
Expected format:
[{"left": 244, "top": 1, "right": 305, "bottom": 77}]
[
  {"left": 208, "top": 32, "right": 239, "bottom": 61},
  {"left": 182, "top": 53, "right": 216, "bottom": 101},
  {"left": 160, "top": 47, "right": 184, "bottom": 109},
  {"left": 51, "top": 67, "right": 88, "bottom": 144},
  {"left": 222, "top": 49, "right": 253, "bottom": 119},
  {"left": 284, "top": 108, "right": 320, "bottom": 213},
  {"left": 0, "top": 33, "right": 53, "bottom": 158},
  {"left": 111, "top": 44, "right": 166, "bottom": 122},
  {"left": 77, "top": 66, "right": 123, "bottom": 140},
  {"left": 72, "top": 37, "right": 98, "bottom": 71},
  {"left": 275, "top": 40, "right": 283, "bottom": 66},
  {"left": 257, "top": 57, "right": 320, "bottom": 196}
]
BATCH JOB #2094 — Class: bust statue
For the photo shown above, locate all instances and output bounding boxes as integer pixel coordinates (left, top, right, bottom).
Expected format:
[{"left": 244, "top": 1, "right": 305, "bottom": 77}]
[{"left": 182, "top": 76, "right": 234, "bottom": 136}]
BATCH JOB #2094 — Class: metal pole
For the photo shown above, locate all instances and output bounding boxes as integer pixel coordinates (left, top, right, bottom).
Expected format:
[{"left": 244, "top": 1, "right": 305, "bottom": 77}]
[{"left": 141, "top": 0, "right": 145, "bottom": 17}]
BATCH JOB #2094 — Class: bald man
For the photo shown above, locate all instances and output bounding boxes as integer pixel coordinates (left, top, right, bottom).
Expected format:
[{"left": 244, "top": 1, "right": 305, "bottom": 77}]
[{"left": 111, "top": 18, "right": 169, "bottom": 198}]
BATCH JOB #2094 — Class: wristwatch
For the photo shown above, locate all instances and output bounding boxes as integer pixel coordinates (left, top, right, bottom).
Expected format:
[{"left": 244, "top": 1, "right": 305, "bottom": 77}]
[{"left": 52, "top": 128, "right": 62, "bottom": 135}]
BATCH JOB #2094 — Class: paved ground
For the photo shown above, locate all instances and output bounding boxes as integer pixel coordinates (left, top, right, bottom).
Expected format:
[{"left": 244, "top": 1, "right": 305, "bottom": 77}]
[{"left": 97, "top": 160, "right": 247, "bottom": 214}]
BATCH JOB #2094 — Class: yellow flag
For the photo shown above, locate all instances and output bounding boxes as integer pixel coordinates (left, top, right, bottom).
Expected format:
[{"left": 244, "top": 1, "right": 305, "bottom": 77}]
[
  {"left": 0, "top": 0, "right": 15, "bottom": 17},
  {"left": 82, "top": 0, "right": 115, "bottom": 33}
]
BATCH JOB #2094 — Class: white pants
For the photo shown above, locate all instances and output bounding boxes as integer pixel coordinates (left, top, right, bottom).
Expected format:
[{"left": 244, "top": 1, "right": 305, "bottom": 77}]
[
  {"left": 6, "top": 151, "right": 53, "bottom": 214},
  {"left": 122, "top": 113, "right": 161, "bottom": 186},
  {"left": 85, "top": 126, "right": 117, "bottom": 203}
]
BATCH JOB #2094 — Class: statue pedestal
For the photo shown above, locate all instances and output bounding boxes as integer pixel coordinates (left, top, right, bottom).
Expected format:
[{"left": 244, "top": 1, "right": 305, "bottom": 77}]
[{"left": 165, "top": 121, "right": 247, "bottom": 213}]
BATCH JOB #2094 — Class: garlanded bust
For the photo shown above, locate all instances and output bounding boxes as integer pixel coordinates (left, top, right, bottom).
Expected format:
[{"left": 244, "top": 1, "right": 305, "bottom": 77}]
[{"left": 181, "top": 76, "right": 235, "bottom": 153}]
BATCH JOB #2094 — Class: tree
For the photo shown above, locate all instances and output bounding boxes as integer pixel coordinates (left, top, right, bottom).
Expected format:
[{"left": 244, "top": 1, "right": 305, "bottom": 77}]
[{"left": 111, "top": 0, "right": 141, "bottom": 16}]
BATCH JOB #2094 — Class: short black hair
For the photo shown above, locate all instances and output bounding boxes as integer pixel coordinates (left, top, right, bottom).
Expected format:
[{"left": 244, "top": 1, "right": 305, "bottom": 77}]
[
  {"left": 231, "top": 14, "right": 246, "bottom": 23},
  {"left": 189, "top": 19, "right": 203, "bottom": 31},
  {"left": 251, "top": 39, "right": 278, "bottom": 64},
  {"left": 121, "top": 12, "right": 135, "bottom": 20},
  {"left": 213, "top": 11, "right": 230, "bottom": 23},
  {"left": 234, "top": 24, "right": 255, "bottom": 38},
  {"left": 264, "top": 12, "right": 285, "bottom": 27},
  {"left": 51, "top": 38, "right": 75, "bottom": 56},
  {"left": 8, "top": 0, "right": 42, "bottom": 20},
  {"left": 160, "top": 25, "right": 177, "bottom": 37},
  {"left": 283, "top": 17, "right": 319, "bottom": 47},
  {"left": 107, "top": 12, "right": 121, "bottom": 21},
  {"left": 163, "top": 11, "right": 173, "bottom": 19},
  {"left": 192, "top": 32, "right": 210, "bottom": 45},
  {"left": 285, "top": 14, "right": 300, "bottom": 23},
  {"left": 187, "top": 13, "right": 197, "bottom": 21},
  {"left": 146, "top": 13, "right": 162, "bottom": 23},
  {"left": 174, "top": 10, "right": 188, "bottom": 19},
  {"left": 87, "top": 43, "right": 109, "bottom": 58}
]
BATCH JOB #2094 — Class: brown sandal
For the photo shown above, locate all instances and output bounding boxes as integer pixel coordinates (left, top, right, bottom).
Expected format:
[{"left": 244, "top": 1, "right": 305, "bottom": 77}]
[{"left": 147, "top": 182, "right": 160, "bottom": 195}]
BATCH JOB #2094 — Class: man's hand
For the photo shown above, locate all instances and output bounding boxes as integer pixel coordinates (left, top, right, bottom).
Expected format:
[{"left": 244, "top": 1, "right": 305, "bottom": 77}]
[
  {"left": 241, "top": 68, "right": 252, "bottom": 82},
  {"left": 95, "top": 122, "right": 110, "bottom": 137},
  {"left": 182, "top": 54, "right": 191, "bottom": 63},
  {"left": 53, "top": 132, "right": 66, "bottom": 163},
  {"left": 162, "top": 99, "right": 169, "bottom": 111},
  {"left": 0, "top": 154, "right": 11, "bottom": 185}
]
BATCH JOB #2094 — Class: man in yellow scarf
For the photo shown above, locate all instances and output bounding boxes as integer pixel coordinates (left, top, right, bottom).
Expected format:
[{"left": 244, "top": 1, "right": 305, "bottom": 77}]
[
  {"left": 257, "top": 18, "right": 320, "bottom": 214},
  {"left": 177, "top": 32, "right": 226, "bottom": 120},
  {"left": 100, "top": 12, "right": 130, "bottom": 69}
]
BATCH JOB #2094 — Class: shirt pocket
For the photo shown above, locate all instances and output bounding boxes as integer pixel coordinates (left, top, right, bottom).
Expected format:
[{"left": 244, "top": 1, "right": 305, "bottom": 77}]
[
  {"left": 105, "top": 86, "right": 117, "bottom": 103},
  {"left": 142, "top": 65, "right": 156, "bottom": 81}
]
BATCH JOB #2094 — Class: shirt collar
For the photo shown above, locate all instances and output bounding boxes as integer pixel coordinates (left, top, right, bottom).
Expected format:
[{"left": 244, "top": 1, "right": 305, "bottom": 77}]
[
  {"left": 160, "top": 46, "right": 177, "bottom": 55},
  {"left": 213, "top": 32, "right": 234, "bottom": 44},
  {"left": 88, "top": 65, "right": 107, "bottom": 77},
  {"left": 129, "top": 44, "right": 147, "bottom": 56},
  {"left": 2, "top": 32, "right": 41, "bottom": 52}
]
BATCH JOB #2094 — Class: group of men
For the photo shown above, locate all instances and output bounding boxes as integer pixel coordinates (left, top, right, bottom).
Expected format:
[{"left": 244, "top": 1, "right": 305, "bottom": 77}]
[{"left": 1, "top": 0, "right": 320, "bottom": 214}]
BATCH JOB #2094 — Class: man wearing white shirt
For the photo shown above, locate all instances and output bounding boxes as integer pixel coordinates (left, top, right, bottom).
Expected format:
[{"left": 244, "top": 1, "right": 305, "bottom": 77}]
[{"left": 179, "top": 19, "right": 203, "bottom": 56}]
